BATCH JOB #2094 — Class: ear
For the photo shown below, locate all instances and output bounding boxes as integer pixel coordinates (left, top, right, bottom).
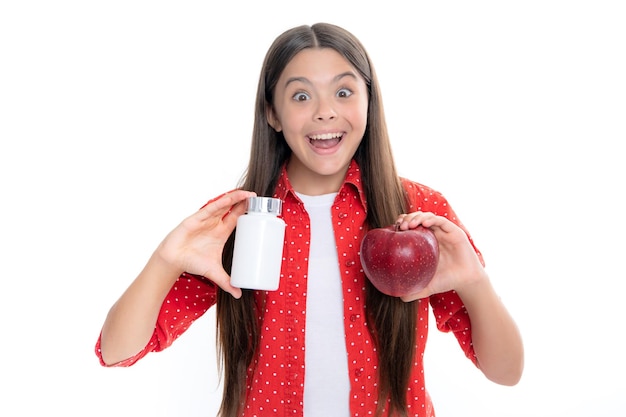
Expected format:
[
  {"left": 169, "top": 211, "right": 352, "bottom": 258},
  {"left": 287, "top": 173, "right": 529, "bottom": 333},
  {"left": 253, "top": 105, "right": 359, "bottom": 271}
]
[{"left": 265, "top": 105, "right": 282, "bottom": 132}]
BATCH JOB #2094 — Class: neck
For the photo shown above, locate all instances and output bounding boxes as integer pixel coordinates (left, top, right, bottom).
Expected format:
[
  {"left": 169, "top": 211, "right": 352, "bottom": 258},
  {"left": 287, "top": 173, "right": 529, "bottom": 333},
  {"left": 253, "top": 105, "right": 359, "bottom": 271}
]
[{"left": 285, "top": 160, "right": 349, "bottom": 196}]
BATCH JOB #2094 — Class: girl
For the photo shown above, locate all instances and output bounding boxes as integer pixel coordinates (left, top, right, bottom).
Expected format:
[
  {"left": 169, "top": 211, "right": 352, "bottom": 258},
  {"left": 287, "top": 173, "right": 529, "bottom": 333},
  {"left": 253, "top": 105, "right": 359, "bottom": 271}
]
[{"left": 96, "top": 22, "right": 524, "bottom": 417}]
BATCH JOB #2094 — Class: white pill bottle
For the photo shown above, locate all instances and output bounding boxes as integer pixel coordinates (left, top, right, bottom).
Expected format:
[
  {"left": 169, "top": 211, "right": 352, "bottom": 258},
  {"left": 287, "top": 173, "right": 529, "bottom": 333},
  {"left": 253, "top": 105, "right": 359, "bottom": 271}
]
[{"left": 230, "top": 196, "right": 286, "bottom": 291}]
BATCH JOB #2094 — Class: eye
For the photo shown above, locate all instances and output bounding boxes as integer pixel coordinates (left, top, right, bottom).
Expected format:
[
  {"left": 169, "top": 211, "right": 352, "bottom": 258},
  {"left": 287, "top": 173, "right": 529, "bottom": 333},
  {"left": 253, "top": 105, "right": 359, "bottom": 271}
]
[
  {"left": 337, "top": 88, "right": 353, "bottom": 98},
  {"left": 292, "top": 91, "right": 310, "bottom": 102}
]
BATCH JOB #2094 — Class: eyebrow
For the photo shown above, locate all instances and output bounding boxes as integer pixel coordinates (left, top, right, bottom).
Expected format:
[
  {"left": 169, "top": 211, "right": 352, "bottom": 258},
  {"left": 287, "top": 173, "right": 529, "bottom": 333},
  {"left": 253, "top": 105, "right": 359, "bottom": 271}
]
[{"left": 284, "top": 71, "right": 359, "bottom": 88}]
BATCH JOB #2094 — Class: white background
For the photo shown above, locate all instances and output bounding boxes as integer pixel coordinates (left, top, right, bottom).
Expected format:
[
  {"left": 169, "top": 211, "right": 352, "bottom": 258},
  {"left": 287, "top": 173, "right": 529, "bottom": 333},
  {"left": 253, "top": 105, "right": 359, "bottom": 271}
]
[{"left": 1, "top": 1, "right": 625, "bottom": 416}]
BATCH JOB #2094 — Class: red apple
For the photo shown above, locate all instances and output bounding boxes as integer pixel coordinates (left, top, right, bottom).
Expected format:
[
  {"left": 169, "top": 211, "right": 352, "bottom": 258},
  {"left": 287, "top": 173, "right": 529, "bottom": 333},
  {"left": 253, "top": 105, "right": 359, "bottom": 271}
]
[{"left": 360, "top": 225, "right": 439, "bottom": 297}]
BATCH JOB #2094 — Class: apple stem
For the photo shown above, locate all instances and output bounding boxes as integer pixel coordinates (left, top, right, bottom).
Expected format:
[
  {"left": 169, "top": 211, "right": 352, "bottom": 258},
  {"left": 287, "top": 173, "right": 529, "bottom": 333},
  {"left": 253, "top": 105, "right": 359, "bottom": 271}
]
[{"left": 395, "top": 222, "right": 401, "bottom": 232}]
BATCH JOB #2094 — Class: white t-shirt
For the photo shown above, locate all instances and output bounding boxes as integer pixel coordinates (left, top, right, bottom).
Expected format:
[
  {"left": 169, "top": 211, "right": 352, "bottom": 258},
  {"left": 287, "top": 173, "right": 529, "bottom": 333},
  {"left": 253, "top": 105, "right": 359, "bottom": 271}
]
[{"left": 298, "top": 192, "right": 350, "bottom": 417}]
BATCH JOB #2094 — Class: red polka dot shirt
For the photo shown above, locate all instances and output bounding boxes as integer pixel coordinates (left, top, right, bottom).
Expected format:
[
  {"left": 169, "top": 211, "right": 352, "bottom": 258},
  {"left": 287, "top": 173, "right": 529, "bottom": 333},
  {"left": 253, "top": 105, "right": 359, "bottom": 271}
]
[{"left": 95, "top": 160, "right": 481, "bottom": 416}]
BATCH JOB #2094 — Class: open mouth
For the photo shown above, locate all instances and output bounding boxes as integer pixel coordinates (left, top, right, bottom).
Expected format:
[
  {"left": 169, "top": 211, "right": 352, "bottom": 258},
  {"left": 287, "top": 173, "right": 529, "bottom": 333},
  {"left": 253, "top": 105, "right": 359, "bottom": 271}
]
[{"left": 308, "top": 132, "right": 344, "bottom": 149}]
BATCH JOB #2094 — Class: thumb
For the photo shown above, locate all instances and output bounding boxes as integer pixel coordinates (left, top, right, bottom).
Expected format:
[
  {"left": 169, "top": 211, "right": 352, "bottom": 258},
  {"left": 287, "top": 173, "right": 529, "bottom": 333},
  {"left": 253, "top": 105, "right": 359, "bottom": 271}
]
[
  {"left": 205, "top": 267, "right": 243, "bottom": 299},
  {"left": 400, "top": 288, "right": 431, "bottom": 302}
]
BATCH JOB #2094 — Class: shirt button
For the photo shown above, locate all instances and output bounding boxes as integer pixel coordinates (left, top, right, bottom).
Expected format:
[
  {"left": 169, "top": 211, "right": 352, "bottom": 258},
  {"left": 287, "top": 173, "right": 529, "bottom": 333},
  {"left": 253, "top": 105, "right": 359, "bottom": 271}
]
[
  {"left": 345, "top": 260, "right": 356, "bottom": 267},
  {"left": 354, "top": 368, "right": 363, "bottom": 377},
  {"left": 350, "top": 314, "right": 358, "bottom": 322},
  {"left": 338, "top": 213, "right": 348, "bottom": 219}
]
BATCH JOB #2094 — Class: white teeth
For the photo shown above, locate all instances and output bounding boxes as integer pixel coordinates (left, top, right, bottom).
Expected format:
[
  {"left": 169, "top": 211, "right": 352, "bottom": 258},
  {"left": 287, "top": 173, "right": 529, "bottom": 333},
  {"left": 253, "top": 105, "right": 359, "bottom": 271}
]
[{"left": 309, "top": 132, "right": 342, "bottom": 140}]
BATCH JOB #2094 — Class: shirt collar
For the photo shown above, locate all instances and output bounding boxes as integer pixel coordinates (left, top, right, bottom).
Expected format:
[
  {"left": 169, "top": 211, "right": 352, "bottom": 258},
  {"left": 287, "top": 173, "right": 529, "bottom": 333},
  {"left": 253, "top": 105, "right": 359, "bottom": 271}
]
[{"left": 273, "top": 159, "right": 367, "bottom": 210}]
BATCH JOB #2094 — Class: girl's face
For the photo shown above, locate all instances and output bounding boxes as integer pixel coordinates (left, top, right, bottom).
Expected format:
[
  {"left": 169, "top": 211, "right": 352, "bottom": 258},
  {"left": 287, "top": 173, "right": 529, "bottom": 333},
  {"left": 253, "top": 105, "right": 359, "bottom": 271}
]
[{"left": 267, "top": 47, "right": 369, "bottom": 195}]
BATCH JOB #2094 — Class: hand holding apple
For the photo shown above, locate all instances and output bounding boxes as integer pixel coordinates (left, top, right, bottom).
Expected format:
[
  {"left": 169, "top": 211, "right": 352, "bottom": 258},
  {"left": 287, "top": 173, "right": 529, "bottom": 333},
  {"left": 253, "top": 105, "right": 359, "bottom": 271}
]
[{"left": 360, "top": 224, "right": 439, "bottom": 297}]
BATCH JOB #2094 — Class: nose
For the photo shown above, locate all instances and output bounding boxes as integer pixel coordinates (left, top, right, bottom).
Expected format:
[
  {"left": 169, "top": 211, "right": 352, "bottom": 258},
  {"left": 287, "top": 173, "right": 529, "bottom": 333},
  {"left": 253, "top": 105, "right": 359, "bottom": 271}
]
[{"left": 314, "top": 96, "right": 337, "bottom": 121}]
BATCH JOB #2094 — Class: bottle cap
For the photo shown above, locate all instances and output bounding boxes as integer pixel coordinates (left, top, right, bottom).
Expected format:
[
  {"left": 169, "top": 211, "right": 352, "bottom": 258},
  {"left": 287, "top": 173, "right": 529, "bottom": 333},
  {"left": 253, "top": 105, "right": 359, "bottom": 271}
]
[{"left": 246, "top": 196, "right": 282, "bottom": 215}]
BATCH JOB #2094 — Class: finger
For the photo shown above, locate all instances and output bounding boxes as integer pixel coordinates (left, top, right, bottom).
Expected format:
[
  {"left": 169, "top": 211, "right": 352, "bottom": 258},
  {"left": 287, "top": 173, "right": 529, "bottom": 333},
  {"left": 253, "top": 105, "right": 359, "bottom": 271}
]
[
  {"left": 222, "top": 189, "right": 257, "bottom": 209},
  {"left": 206, "top": 268, "right": 243, "bottom": 299},
  {"left": 219, "top": 191, "right": 260, "bottom": 230},
  {"left": 199, "top": 190, "right": 256, "bottom": 220},
  {"left": 227, "top": 286, "right": 243, "bottom": 300},
  {"left": 400, "top": 288, "right": 431, "bottom": 302},
  {"left": 199, "top": 189, "right": 255, "bottom": 209},
  {"left": 407, "top": 213, "right": 443, "bottom": 230},
  {"left": 396, "top": 211, "right": 429, "bottom": 230}
]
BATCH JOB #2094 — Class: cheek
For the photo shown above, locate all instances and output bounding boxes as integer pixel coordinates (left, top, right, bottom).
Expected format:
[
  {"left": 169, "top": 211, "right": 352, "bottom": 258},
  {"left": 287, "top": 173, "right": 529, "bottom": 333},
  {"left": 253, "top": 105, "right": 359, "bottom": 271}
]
[
  {"left": 280, "top": 109, "right": 309, "bottom": 134},
  {"left": 348, "top": 105, "right": 369, "bottom": 132}
]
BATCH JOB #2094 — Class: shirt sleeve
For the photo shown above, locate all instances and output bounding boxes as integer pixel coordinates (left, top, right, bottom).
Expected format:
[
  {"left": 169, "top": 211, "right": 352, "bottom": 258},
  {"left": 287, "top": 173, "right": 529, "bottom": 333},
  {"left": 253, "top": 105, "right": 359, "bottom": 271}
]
[
  {"left": 430, "top": 290, "right": 478, "bottom": 365},
  {"left": 95, "top": 272, "right": 218, "bottom": 367},
  {"left": 401, "top": 177, "right": 483, "bottom": 365}
]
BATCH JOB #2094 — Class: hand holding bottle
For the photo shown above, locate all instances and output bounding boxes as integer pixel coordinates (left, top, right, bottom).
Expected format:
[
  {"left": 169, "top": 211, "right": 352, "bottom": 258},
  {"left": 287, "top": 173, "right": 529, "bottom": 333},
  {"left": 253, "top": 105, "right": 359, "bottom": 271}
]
[{"left": 156, "top": 189, "right": 257, "bottom": 298}]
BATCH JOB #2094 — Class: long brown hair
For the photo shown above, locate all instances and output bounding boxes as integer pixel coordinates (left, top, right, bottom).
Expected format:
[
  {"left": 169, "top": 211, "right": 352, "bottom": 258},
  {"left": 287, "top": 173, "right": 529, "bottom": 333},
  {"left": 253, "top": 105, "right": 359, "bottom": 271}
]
[{"left": 216, "top": 23, "right": 416, "bottom": 417}]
